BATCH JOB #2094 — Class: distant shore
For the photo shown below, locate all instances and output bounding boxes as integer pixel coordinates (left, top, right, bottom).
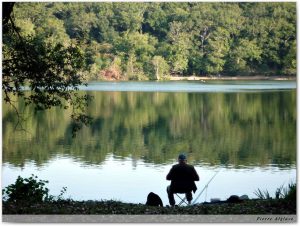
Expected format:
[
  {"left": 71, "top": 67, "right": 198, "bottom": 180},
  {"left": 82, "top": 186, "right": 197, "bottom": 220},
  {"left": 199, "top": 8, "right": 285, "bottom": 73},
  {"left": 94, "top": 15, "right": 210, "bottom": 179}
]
[
  {"left": 168, "top": 75, "right": 296, "bottom": 81},
  {"left": 97, "top": 75, "right": 296, "bottom": 82}
]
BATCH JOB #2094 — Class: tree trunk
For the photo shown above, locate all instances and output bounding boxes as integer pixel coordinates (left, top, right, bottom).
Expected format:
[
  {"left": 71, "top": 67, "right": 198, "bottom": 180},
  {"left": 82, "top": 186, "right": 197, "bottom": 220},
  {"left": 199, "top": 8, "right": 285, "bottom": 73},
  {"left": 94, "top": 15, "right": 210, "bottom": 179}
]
[
  {"left": 156, "top": 63, "right": 159, "bottom": 80},
  {"left": 2, "top": 2, "right": 15, "bottom": 26}
]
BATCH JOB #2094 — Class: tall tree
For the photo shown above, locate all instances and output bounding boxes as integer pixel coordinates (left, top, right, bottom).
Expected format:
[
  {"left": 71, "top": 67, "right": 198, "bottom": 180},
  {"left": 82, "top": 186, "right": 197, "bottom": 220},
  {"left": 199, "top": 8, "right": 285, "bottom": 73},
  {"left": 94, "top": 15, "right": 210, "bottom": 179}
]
[
  {"left": 167, "top": 21, "right": 190, "bottom": 75},
  {"left": 2, "top": 2, "right": 92, "bottom": 135},
  {"left": 203, "top": 27, "right": 230, "bottom": 75},
  {"left": 151, "top": 56, "right": 169, "bottom": 80}
]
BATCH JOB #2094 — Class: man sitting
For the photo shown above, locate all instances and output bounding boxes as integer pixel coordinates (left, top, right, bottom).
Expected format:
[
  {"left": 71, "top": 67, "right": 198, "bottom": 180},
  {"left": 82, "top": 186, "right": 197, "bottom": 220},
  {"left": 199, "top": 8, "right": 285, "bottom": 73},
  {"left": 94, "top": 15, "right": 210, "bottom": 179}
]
[{"left": 166, "top": 153, "right": 200, "bottom": 206}]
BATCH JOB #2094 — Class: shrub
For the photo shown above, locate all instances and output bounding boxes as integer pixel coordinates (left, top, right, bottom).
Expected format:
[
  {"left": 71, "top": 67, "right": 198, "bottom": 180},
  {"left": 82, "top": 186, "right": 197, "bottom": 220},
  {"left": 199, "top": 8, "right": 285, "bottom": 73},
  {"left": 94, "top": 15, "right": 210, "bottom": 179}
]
[
  {"left": 255, "top": 182, "right": 296, "bottom": 201},
  {"left": 276, "top": 182, "right": 296, "bottom": 201},
  {"left": 285, "top": 183, "right": 296, "bottom": 201},
  {"left": 2, "top": 174, "right": 51, "bottom": 203}
]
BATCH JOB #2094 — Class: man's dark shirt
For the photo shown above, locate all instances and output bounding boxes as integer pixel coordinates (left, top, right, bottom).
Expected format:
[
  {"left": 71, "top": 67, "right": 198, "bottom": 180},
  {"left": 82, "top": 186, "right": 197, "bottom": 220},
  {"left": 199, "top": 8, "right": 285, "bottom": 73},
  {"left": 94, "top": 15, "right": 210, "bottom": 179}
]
[{"left": 166, "top": 163, "right": 199, "bottom": 193}]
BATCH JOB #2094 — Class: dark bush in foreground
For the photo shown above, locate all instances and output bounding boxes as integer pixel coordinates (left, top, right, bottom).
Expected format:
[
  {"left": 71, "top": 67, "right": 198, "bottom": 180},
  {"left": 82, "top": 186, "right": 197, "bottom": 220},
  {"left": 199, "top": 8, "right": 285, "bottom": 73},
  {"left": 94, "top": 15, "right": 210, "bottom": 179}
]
[{"left": 2, "top": 175, "right": 50, "bottom": 204}]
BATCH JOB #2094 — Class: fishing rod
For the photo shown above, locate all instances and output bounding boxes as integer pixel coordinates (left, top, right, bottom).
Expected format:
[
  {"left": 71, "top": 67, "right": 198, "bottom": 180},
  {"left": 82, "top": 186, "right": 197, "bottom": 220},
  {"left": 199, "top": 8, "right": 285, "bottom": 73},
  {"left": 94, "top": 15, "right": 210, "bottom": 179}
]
[
  {"left": 192, "top": 168, "right": 221, "bottom": 205},
  {"left": 173, "top": 169, "right": 220, "bottom": 206}
]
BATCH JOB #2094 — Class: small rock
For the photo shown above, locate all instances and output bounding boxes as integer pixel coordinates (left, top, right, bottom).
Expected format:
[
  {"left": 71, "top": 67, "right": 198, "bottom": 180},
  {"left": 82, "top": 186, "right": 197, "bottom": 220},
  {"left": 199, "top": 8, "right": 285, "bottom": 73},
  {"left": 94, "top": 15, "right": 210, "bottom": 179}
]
[
  {"left": 227, "top": 195, "right": 242, "bottom": 203},
  {"left": 240, "top": 195, "right": 249, "bottom": 200}
]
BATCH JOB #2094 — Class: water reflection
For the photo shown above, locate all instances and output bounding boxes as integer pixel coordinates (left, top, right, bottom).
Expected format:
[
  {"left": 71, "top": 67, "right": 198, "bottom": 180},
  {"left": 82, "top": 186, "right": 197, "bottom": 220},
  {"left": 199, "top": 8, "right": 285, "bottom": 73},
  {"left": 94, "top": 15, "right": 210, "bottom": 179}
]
[
  {"left": 2, "top": 82, "right": 296, "bottom": 202},
  {"left": 2, "top": 156, "right": 296, "bottom": 203},
  {"left": 3, "top": 89, "right": 296, "bottom": 169}
]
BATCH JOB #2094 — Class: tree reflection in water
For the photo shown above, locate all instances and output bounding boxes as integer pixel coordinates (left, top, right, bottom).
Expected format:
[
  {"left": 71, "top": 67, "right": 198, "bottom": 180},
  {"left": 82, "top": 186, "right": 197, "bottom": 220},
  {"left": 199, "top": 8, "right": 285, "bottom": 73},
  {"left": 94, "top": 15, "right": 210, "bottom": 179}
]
[{"left": 3, "top": 89, "right": 296, "bottom": 169}]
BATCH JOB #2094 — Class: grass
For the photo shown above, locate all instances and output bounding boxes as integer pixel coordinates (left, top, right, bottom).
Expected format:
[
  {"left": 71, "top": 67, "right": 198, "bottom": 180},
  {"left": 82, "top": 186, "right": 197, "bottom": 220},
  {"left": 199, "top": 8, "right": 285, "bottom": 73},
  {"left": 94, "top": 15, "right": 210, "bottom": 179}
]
[
  {"left": 254, "top": 188, "right": 271, "bottom": 200},
  {"left": 2, "top": 198, "right": 296, "bottom": 215},
  {"left": 254, "top": 182, "right": 296, "bottom": 201}
]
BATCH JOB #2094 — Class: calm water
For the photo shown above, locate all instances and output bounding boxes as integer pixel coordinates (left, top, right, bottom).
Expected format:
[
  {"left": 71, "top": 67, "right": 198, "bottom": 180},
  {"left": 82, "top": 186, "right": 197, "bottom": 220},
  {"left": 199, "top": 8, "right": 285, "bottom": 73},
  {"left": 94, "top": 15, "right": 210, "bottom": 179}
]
[{"left": 2, "top": 80, "right": 296, "bottom": 205}]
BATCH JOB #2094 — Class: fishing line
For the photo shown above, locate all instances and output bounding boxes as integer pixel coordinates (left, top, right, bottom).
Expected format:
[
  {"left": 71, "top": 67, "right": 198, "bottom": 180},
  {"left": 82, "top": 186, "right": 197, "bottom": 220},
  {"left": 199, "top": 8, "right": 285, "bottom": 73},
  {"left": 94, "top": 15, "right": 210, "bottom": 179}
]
[
  {"left": 192, "top": 160, "right": 230, "bottom": 205},
  {"left": 192, "top": 168, "right": 221, "bottom": 205}
]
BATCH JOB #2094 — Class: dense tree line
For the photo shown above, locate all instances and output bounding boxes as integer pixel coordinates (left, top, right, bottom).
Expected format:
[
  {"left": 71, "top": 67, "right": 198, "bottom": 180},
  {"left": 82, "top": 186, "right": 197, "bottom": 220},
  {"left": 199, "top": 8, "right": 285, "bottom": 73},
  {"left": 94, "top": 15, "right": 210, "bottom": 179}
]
[{"left": 7, "top": 2, "right": 296, "bottom": 80}]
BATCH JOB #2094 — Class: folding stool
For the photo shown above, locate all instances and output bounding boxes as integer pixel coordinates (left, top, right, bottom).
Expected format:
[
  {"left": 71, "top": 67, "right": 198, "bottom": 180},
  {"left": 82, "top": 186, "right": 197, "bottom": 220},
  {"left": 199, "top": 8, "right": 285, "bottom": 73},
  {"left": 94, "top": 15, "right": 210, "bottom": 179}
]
[{"left": 175, "top": 193, "right": 190, "bottom": 206}]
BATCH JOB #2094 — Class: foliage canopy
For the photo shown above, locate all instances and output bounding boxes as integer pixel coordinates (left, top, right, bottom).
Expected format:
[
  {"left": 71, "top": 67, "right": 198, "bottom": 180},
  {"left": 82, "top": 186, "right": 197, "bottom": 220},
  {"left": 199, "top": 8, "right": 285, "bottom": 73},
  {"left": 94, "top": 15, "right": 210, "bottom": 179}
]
[
  {"left": 3, "top": 2, "right": 92, "bottom": 134},
  {"left": 3, "top": 2, "right": 296, "bottom": 82}
]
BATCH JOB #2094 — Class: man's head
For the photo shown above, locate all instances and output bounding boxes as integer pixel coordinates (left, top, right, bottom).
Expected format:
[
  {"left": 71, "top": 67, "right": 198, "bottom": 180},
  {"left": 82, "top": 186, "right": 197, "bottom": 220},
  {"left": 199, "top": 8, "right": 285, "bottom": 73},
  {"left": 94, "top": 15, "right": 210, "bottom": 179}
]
[{"left": 178, "top": 153, "right": 187, "bottom": 164}]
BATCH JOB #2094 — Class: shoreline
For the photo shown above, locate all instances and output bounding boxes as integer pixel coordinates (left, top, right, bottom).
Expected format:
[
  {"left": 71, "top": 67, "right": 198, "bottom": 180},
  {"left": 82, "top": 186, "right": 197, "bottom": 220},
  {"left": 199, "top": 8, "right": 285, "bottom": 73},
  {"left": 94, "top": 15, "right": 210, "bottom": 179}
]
[
  {"left": 96, "top": 75, "right": 296, "bottom": 82},
  {"left": 168, "top": 75, "right": 296, "bottom": 81},
  {"left": 2, "top": 199, "right": 296, "bottom": 215}
]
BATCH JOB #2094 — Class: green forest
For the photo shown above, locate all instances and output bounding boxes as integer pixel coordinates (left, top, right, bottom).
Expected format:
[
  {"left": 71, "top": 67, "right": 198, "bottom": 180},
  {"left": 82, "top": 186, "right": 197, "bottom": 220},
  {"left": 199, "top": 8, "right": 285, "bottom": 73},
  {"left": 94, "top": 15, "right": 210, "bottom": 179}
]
[{"left": 8, "top": 2, "right": 296, "bottom": 80}]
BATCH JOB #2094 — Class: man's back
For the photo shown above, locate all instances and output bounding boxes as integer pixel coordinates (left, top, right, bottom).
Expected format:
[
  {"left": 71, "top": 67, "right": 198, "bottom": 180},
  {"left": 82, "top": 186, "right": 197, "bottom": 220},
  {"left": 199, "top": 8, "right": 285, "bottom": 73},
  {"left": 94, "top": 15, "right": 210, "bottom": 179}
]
[
  {"left": 167, "top": 163, "right": 199, "bottom": 181},
  {"left": 167, "top": 163, "right": 199, "bottom": 193},
  {"left": 166, "top": 153, "right": 200, "bottom": 206}
]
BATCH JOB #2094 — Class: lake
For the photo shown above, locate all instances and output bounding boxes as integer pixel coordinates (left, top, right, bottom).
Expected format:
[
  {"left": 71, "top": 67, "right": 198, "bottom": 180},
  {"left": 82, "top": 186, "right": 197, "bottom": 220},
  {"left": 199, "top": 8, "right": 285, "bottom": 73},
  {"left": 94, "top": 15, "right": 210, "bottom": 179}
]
[{"left": 2, "top": 80, "right": 296, "bottom": 205}]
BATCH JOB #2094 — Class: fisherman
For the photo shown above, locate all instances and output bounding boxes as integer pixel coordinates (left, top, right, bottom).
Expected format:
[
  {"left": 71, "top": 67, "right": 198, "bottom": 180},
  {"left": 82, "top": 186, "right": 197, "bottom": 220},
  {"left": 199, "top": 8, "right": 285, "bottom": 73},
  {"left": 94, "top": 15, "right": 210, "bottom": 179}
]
[{"left": 166, "top": 153, "right": 200, "bottom": 206}]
